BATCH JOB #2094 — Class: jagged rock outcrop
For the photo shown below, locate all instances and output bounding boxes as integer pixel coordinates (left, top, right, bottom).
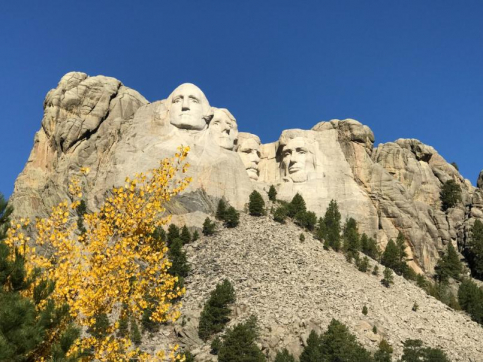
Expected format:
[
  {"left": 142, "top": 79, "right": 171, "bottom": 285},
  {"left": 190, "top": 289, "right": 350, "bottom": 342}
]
[
  {"left": 11, "top": 72, "right": 148, "bottom": 217},
  {"left": 10, "top": 72, "right": 483, "bottom": 274},
  {"left": 143, "top": 214, "right": 483, "bottom": 361}
]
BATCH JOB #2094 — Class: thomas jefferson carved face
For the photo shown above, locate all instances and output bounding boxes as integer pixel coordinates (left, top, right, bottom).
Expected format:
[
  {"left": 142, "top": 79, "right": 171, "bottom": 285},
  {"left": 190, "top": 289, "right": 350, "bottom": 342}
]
[
  {"left": 281, "top": 137, "right": 314, "bottom": 183},
  {"left": 210, "top": 109, "right": 238, "bottom": 150},
  {"left": 168, "top": 83, "right": 211, "bottom": 131},
  {"left": 238, "top": 138, "right": 261, "bottom": 181}
]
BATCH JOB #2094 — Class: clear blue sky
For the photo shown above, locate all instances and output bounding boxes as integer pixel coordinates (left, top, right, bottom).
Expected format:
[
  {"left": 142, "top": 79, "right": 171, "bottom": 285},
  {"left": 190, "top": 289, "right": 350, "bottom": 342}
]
[{"left": 1, "top": 0, "right": 482, "bottom": 198}]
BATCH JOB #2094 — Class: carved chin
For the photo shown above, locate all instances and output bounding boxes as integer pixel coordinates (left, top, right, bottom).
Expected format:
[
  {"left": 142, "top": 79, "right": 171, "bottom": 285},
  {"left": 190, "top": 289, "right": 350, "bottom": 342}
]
[
  {"left": 288, "top": 171, "right": 307, "bottom": 183},
  {"left": 218, "top": 138, "right": 235, "bottom": 150},
  {"left": 170, "top": 117, "right": 206, "bottom": 130},
  {"left": 246, "top": 168, "right": 259, "bottom": 181}
]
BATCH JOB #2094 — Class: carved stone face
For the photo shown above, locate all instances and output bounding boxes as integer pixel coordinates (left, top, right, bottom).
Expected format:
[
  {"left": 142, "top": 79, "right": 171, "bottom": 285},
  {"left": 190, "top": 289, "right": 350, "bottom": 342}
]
[
  {"left": 169, "top": 83, "right": 210, "bottom": 130},
  {"left": 238, "top": 138, "right": 261, "bottom": 181},
  {"left": 210, "top": 109, "right": 238, "bottom": 150},
  {"left": 281, "top": 137, "right": 314, "bottom": 183}
]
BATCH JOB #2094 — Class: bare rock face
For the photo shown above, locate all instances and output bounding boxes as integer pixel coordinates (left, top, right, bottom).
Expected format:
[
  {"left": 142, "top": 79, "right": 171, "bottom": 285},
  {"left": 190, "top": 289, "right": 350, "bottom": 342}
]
[
  {"left": 11, "top": 72, "right": 148, "bottom": 218},
  {"left": 10, "top": 73, "right": 483, "bottom": 273}
]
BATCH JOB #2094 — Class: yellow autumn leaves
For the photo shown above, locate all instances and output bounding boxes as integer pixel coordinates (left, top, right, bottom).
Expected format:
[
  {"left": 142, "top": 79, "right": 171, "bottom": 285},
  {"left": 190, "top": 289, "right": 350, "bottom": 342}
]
[{"left": 5, "top": 147, "right": 192, "bottom": 361}]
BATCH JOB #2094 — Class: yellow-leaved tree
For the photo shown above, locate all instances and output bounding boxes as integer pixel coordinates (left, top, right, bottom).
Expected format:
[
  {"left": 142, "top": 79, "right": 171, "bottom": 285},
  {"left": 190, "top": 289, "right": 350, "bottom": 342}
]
[{"left": 6, "top": 147, "right": 192, "bottom": 361}]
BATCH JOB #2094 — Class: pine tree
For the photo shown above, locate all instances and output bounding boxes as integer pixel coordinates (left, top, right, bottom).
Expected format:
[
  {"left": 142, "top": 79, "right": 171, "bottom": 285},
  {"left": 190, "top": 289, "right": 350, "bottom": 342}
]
[
  {"left": 361, "top": 233, "right": 380, "bottom": 260},
  {"left": 117, "top": 306, "right": 129, "bottom": 337},
  {"left": 76, "top": 199, "right": 87, "bottom": 234},
  {"left": 268, "top": 185, "right": 277, "bottom": 202},
  {"left": 467, "top": 219, "right": 483, "bottom": 279},
  {"left": 374, "top": 339, "right": 393, "bottom": 362},
  {"left": 400, "top": 339, "right": 450, "bottom": 362},
  {"left": 357, "top": 256, "right": 369, "bottom": 272},
  {"left": 180, "top": 225, "right": 191, "bottom": 245},
  {"left": 184, "top": 351, "right": 195, "bottom": 362},
  {"left": 216, "top": 199, "right": 228, "bottom": 220},
  {"left": 343, "top": 218, "right": 360, "bottom": 260},
  {"left": 202, "top": 217, "right": 216, "bottom": 236},
  {"left": 168, "top": 238, "right": 190, "bottom": 280},
  {"left": 224, "top": 206, "right": 240, "bottom": 228},
  {"left": 435, "top": 242, "right": 462, "bottom": 283},
  {"left": 287, "top": 193, "right": 306, "bottom": 218},
  {"left": 305, "top": 211, "right": 317, "bottom": 231},
  {"left": 152, "top": 226, "right": 167, "bottom": 251},
  {"left": 0, "top": 193, "right": 12, "bottom": 240},
  {"left": 315, "top": 217, "right": 325, "bottom": 241},
  {"left": 294, "top": 211, "right": 307, "bottom": 228},
  {"left": 322, "top": 200, "right": 342, "bottom": 251},
  {"left": 319, "top": 319, "right": 373, "bottom": 362},
  {"left": 381, "top": 239, "right": 399, "bottom": 271},
  {"left": 218, "top": 316, "right": 265, "bottom": 362},
  {"left": 274, "top": 348, "right": 295, "bottom": 362},
  {"left": 192, "top": 230, "right": 200, "bottom": 241},
  {"left": 382, "top": 268, "right": 394, "bottom": 287},
  {"left": 198, "top": 279, "right": 236, "bottom": 341},
  {"left": 249, "top": 190, "right": 265, "bottom": 216},
  {"left": 440, "top": 179, "right": 462, "bottom": 211},
  {"left": 372, "top": 265, "right": 379, "bottom": 276},
  {"left": 130, "top": 317, "right": 142, "bottom": 345},
  {"left": 299, "top": 330, "right": 322, "bottom": 362},
  {"left": 458, "top": 278, "right": 483, "bottom": 324},
  {"left": 141, "top": 295, "right": 160, "bottom": 333},
  {"left": 273, "top": 206, "right": 288, "bottom": 223},
  {"left": 395, "top": 232, "right": 408, "bottom": 267},
  {"left": 167, "top": 223, "right": 180, "bottom": 244},
  {"left": 211, "top": 336, "right": 222, "bottom": 355}
]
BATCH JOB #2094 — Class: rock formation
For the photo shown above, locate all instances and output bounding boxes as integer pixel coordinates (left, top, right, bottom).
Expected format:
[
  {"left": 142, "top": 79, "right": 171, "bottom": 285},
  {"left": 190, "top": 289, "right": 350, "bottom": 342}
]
[{"left": 10, "top": 72, "right": 483, "bottom": 275}]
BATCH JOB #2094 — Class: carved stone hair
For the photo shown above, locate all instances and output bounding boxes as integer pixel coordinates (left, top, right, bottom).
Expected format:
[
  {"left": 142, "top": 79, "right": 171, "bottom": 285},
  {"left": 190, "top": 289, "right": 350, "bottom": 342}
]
[
  {"left": 211, "top": 107, "right": 237, "bottom": 126},
  {"left": 235, "top": 132, "right": 261, "bottom": 152}
]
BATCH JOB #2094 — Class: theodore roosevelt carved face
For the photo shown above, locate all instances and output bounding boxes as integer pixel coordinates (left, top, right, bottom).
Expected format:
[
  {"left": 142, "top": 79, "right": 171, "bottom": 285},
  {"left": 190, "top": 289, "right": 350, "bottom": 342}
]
[
  {"left": 237, "top": 134, "right": 261, "bottom": 181},
  {"left": 281, "top": 136, "right": 315, "bottom": 183},
  {"left": 210, "top": 108, "right": 238, "bottom": 150},
  {"left": 167, "top": 83, "right": 212, "bottom": 131}
]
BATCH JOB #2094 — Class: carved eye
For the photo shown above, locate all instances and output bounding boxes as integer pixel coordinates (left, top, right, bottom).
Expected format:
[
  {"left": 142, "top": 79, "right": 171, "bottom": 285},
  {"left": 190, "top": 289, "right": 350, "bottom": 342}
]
[
  {"left": 173, "top": 97, "right": 181, "bottom": 103},
  {"left": 190, "top": 97, "right": 199, "bottom": 103}
]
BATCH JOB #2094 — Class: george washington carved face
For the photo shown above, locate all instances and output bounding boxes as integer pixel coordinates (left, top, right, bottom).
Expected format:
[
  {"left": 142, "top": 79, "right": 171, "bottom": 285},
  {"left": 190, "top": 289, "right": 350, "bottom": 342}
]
[{"left": 167, "top": 83, "right": 212, "bottom": 131}]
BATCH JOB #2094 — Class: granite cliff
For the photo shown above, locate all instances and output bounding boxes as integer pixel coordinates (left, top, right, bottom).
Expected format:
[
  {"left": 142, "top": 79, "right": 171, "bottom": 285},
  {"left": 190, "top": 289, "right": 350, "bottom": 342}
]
[{"left": 11, "top": 72, "right": 483, "bottom": 275}]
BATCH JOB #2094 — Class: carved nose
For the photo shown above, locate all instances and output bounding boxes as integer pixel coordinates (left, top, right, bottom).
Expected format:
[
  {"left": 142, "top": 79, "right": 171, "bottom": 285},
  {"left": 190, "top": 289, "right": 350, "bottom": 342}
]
[
  {"left": 182, "top": 97, "right": 190, "bottom": 110},
  {"left": 250, "top": 153, "right": 260, "bottom": 163}
]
